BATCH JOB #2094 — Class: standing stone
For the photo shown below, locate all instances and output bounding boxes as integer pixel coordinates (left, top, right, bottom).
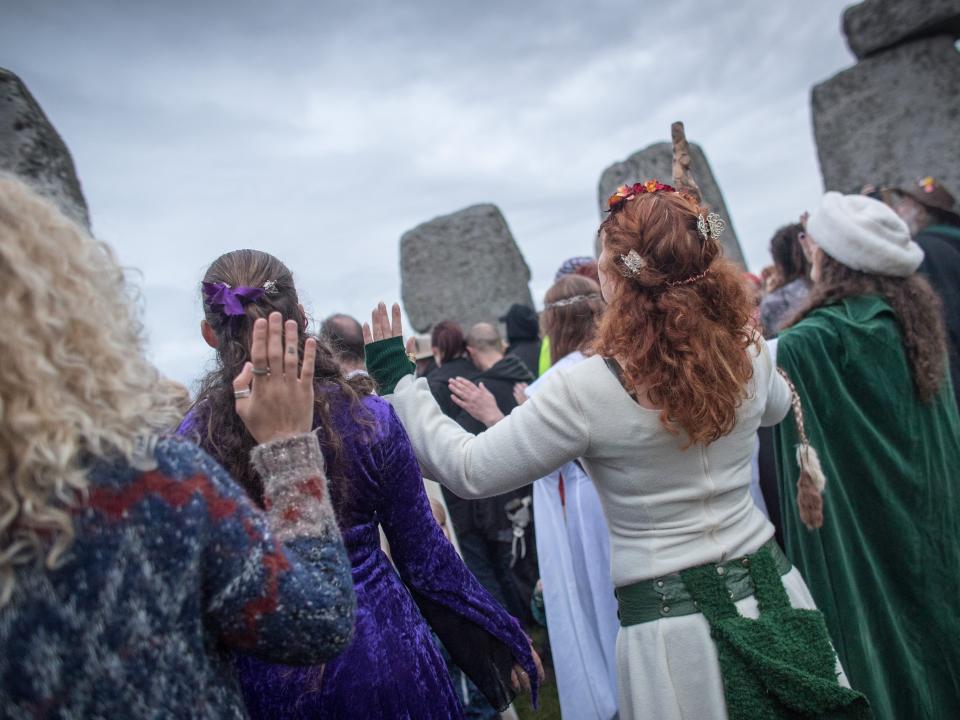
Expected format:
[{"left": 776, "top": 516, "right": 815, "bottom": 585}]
[
  {"left": 400, "top": 204, "right": 533, "bottom": 333},
  {"left": 597, "top": 142, "right": 746, "bottom": 265},
  {"left": 0, "top": 68, "right": 90, "bottom": 229},
  {"left": 843, "top": 0, "right": 960, "bottom": 60},
  {"left": 812, "top": 34, "right": 960, "bottom": 196}
]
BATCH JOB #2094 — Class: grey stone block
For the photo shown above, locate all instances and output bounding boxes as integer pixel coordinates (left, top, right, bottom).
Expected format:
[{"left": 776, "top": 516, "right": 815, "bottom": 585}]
[
  {"left": 812, "top": 34, "right": 960, "bottom": 196},
  {"left": 0, "top": 68, "right": 89, "bottom": 229},
  {"left": 843, "top": 0, "right": 960, "bottom": 60},
  {"left": 597, "top": 142, "right": 745, "bottom": 265},
  {"left": 400, "top": 203, "right": 533, "bottom": 332}
]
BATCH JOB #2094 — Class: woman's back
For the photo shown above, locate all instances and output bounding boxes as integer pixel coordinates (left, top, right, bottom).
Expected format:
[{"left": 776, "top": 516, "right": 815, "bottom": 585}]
[
  {"left": 232, "top": 391, "right": 538, "bottom": 719},
  {"left": 543, "top": 343, "right": 788, "bottom": 586},
  {"left": 0, "top": 437, "right": 354, "bottom": 719}
]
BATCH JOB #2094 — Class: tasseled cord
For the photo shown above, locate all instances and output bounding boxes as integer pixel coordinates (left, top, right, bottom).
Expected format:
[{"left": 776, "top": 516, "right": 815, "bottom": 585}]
[{"left": 777, "top": 368, "right": 827, "bottom": 530}]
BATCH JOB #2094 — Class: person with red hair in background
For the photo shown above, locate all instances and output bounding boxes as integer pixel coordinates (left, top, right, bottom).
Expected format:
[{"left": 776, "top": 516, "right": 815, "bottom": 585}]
[
  {"left": 426, "top": 320, "right": 480, "bottom": 417},
  {"left": 363, "top": 182, "right": 868, "bottom": 719}
]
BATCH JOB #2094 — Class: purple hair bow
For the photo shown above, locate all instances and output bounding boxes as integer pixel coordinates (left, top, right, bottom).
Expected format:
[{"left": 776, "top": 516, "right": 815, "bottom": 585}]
[{"left": 202, "top": 281, "right": 266, "bottom": 317}]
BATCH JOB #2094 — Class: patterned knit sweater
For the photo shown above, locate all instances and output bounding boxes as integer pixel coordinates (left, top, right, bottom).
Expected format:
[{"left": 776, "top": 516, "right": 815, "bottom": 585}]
[{"left": 0, "top": 433, "right": 356, "bottom": 719}]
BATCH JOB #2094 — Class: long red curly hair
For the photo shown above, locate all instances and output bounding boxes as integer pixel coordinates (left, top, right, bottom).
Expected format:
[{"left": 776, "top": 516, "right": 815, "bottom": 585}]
[{"left": 595, "top": 191, "right": 757, "bottom": 445}]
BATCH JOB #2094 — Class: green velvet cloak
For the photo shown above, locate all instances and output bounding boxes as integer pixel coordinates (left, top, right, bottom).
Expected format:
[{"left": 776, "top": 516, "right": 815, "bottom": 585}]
[{"left": 774, "top": 296, "right": 960, "bottom": 719}]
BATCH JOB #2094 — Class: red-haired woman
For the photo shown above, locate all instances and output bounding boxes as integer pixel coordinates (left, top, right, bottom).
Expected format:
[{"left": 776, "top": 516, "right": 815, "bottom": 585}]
[{"left": 363, "top": 183, "right": 871, "bottom": 720}]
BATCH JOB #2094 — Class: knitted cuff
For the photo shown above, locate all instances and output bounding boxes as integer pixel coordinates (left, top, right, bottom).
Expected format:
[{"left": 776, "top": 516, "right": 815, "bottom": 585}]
[
  {"left": 364, "top": 336, "right": 415, "bottom": 395},
  {"left": 251, "top": 433, "right": 339, "bottom": 542}
]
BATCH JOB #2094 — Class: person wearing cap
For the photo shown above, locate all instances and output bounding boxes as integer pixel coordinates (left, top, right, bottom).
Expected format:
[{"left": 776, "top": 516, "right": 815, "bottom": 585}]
[
  {"left": 499, "top": 304, "right": 542, "bottom": 379},
  {"left": 774, "top": 192, "right": 960, "bottom": 720},
  {"left": 888, "top": 177, "right": 960, "bottom": 409}
]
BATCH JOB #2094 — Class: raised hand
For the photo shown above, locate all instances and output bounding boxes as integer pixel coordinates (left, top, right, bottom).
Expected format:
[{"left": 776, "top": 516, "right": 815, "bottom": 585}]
[
  {"left": 449, "top": 377, "right": 504, "bottom": 427},
  {"left": 362, "top": 302, "right": 404, "bottom": 345},
  {"left": 233, "top": 312, "right": 317, "bottom": 444}
]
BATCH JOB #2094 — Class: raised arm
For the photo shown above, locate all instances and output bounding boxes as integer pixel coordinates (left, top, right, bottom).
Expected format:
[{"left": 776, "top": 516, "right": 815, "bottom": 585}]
[
  {"left": 363, "top": 303, "right": 589, "bottom": 499},
  {"left": 193, "top": 434, "right": 355, "bottom": 664},
  {"left": 390, "top": 371, "right": 589, "bottom": 498}
]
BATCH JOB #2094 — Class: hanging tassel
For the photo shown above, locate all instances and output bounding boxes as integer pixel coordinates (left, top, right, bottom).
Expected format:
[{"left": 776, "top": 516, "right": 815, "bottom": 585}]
[{"left": 778, "top": 368, "right": 827, "bottom": 530}]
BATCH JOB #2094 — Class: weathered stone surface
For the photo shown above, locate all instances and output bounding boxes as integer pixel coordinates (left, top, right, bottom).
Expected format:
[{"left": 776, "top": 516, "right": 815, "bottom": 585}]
[
  {"left": 0, "top": 68, "right": 89, "bottom": 228},
  {"left": 812, "top": 35, "right": 960, "bottom": 197},
  {"left": 401, "top": 204, "right": 533, "bottom": 332},
  {"left": 597, "top": 142, "right": 746, "bottom": 265},
  {"left": 843, "top": 0, "right": 960, "bottom": 60}
]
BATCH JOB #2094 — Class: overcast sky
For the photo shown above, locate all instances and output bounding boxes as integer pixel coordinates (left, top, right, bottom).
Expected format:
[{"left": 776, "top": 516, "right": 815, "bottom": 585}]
[{"left": 2, "top": 0, "right": 855, "bottom": 388}]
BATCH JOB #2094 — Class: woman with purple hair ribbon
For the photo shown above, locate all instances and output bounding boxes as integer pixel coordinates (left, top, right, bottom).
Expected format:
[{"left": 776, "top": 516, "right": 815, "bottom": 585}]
[{"left": 181, "top": 250, "right": 542, "bottom": 719}]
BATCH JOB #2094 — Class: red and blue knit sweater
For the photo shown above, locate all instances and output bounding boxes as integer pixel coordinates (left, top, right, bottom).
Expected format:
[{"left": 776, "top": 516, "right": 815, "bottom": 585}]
[{"left": 0, "top": 433, "right": 355, "bottom": 719}]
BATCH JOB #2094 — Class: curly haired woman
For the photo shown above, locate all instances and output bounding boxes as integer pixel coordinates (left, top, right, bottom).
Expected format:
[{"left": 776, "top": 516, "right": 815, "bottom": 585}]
[
  {"left": 179, "top": 249, "right": 540, "bottom": 719},
  {"left": 0, "top": 176, "right": 356, "bottom": 718},
  {"left": 774, "top": 192, "right": 960, "bottom": 720},
  {"left": 363, "top": 183, "right": 871, "bottom": 719}
]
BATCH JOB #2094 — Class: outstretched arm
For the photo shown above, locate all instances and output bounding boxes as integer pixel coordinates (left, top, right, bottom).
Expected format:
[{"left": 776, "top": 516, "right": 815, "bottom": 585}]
[{"left": 364, "top": 302, "right": 589, "bottom": 499}]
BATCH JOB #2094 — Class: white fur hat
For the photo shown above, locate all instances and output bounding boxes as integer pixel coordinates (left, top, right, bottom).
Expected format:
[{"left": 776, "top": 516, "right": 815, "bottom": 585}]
[{"left": 806, "top": 192, "right": 924, "bottom": 277}]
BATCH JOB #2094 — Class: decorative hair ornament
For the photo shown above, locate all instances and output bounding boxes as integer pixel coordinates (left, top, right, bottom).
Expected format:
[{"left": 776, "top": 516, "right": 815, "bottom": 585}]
[
  {"left": 202, "top": 281, "right": 277, "bottom": 317},
  {"left": 617, "top": 249, "right": 646, "bottom": 278},
  {"left": 697, "top": 212, "right": 726, "bottom": 242},
  {"left": 606, "top": 180, "right": 677, "bottom": 212},
  {"left": 543, "top": 293, "right": 603, "bottom": 310}
]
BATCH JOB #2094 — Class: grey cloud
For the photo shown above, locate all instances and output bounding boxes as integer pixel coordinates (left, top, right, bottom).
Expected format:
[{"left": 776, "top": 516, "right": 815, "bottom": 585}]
[{"left": 2, "top": 0, "right": 854, "bottom": 387}]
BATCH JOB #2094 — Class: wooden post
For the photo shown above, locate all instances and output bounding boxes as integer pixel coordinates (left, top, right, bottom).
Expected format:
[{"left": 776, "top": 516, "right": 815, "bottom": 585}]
[{"left": 671, "top": 121, "right": 702, "bottom": 205}]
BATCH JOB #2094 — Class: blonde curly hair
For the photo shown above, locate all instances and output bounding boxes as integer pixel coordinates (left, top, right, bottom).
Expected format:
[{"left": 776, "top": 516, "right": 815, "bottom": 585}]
[{"left": 0, "top": 175, "right": 183, "bottom": 607}]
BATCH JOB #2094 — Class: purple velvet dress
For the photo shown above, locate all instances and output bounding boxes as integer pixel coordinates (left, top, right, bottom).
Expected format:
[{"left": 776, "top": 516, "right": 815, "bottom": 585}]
[{"left": 181, "top": 392, "right": 537, "bottom": 719}]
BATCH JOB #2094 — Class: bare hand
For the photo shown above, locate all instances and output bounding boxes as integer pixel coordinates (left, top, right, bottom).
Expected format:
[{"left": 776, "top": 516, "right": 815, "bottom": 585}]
[
  {"left": 510, "top": 641, "right": 545, "bottom": 694},
  {"left": 233, "top": 312, "right": 317, "bottom": 444},
  {"left": 362, "top": 301, "right": 404, "bottom": 345},
  {"left": 512, "top": 382, "right": 529, "bottom": 406},
  {"left": 449, "top": 377, "right": 504, "bottom": 427}
]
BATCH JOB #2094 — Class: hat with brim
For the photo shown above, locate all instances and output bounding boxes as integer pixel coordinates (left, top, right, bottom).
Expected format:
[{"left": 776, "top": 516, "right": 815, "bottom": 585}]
[
  {"left": 900, "top": 177, "right": 960, "bottom": 225},
  {"left": 408, "top": 333, "right": 434, "bottom": 360}
]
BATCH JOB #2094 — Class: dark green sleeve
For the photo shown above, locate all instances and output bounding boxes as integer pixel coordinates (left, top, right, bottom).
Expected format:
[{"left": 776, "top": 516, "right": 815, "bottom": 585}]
[{"left": 364, "top": 337, "right": 415, "bottom": 395}]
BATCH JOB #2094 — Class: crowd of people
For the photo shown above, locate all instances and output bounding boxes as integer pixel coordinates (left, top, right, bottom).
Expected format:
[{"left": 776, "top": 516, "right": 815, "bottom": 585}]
[{"left": 1, "top": 167, "right": 959, "bottom": 720}]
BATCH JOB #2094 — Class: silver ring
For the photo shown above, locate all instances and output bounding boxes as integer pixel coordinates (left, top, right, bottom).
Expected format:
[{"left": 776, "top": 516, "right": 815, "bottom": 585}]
[
  {"left": 234, "top": 388, "right": 251, "bottom": 399},
  {"left": 251, "top": 366, "right": 269, "bottom": 376}
]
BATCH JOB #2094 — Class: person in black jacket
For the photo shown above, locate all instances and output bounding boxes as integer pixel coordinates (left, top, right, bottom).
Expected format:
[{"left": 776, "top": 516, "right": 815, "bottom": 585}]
[
  {"left": 499, "top": 304, "right": 542, "bottom": 379},
  {"left": 425, "top": 320, "right": 480, "bottom": 416},
  {"left": 443, "top": 322, "right": 537, "bottom": 625}
]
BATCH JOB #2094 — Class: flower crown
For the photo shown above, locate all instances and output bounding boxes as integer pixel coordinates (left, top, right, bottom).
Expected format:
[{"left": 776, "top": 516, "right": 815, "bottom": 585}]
[{"left": 606, "top": 180, "right": 677, "bottom": 212}]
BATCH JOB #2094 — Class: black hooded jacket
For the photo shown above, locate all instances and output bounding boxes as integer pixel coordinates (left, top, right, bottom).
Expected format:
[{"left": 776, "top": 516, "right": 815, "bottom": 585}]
[
  {"left": 454, "top": 355, "right": 534, "bottom": 435},
  {"left": 500, "top": 304, "right": 541, "bottom": 379}
]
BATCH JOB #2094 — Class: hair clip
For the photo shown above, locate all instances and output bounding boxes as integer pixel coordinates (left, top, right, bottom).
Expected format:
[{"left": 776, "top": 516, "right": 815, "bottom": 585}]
[
  {"left": 697, "top": 212, "right": 726, "bottom": 241},
  {"left": 262, "top": 280, "right": 279, "bottom": 295},
  {"left": 618, "top": 249, "right": 646, "bottom": 278}
]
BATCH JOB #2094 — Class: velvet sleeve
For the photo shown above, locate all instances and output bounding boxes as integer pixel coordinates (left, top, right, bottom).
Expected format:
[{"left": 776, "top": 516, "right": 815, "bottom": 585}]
[
  {"left": 185, "top": 434, "right": 356, "bottom": 665},
  {"left": 372, "top": 403, "right": 539, "bottom": 710}
]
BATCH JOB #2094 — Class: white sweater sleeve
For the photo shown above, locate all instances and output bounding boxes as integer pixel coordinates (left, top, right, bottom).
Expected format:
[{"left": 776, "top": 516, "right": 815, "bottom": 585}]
[
  {"left": 760, "top": 338, "right": 791, "bottom": 427},
  {"left": 386, "top": 369, "right": 590, "bottom": 499}
]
